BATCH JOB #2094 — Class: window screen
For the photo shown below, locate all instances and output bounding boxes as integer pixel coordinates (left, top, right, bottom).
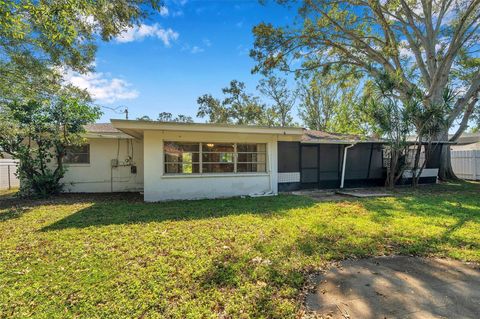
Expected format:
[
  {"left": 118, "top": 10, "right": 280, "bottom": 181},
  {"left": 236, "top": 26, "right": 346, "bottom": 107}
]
[{"left": 64, "top": 144, "right": 90, "bottom": 164}]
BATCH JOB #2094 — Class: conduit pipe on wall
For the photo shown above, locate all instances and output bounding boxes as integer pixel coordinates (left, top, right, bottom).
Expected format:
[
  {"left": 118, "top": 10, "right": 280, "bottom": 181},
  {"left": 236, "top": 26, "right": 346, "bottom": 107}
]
[{"left": 340, "top": 143, "right": 356, "bottom": 189}]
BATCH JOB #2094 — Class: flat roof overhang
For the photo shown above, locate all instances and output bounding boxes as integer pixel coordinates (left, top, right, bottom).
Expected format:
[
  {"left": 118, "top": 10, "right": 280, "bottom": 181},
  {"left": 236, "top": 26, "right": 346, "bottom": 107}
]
[
  {"left": 110, "top": 119, "right": 305, "bottom": 140},
  {"left": 84, "top": 132, "right": 134, "bottom": 139}
]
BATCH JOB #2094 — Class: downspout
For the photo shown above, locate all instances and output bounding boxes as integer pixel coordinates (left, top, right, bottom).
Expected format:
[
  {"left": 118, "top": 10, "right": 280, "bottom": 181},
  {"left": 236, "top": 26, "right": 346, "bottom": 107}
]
[{"left": 340, "top": 143, "right": 356, "bottom": 189}]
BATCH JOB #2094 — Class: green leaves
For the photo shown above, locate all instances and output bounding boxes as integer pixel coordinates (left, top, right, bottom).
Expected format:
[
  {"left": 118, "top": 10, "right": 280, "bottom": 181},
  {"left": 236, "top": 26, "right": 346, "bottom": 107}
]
[
  {"left": 257, "top": 76, "right": 296, "bottom": 127},
  {"left": 196, "top": 80, "right": 267, "bottom": 125},
  {"left": 0, "top": 91, "right": 101, "bottom": 196},
  {"left": 251, "top": 0, "right": 480, "bottom": 149},
  {"left": 298, "top": 69, "right": 367, "bottom": 134},
  {"left": 1, "top": 0, "right": 164, "bottom": 103}
]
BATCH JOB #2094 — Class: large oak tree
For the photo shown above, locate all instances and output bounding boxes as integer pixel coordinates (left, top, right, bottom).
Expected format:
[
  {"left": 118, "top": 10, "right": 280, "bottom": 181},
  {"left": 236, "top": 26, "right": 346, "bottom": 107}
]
[
  {"left": 1, "top": 0, "right": 162, "bottom": 102},
  {"left": 251, "top": 0, "right": 480, "bottom": 179}
]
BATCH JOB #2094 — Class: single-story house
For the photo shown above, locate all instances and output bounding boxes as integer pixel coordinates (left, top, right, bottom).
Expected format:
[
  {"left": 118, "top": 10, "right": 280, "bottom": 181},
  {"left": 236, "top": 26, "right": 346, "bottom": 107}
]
[
  {"left": 450, "top": 132, "right": 480, "bottom": 151},
  {"left": 59, "top": 120, "right": 445, "bottom": 201}
]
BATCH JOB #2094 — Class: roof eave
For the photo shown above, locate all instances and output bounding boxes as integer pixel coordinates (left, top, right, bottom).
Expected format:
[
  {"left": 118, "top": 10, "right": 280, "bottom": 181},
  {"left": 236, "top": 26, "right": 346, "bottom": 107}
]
[
  {"left": 84, "top": 132, "right": 134, "bottom": 139},
  {"left": 301, "top": 140, "right": 387, "bottom": 144},
  {"left": 110, "top": 119, "right": 305, "bottom": 136}
]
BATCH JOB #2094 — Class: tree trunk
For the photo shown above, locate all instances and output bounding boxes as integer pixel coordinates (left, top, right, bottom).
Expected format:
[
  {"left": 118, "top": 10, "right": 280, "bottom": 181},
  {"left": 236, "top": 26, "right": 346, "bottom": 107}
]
[
  {"left": 438, "top": 144, "right": 458, "bottom": 180},
  {"left": 433, "top": 129, "right": 457, "bottom": 180},
  {"left": 411, "top": 145, "right": 420, "bottom": 188}
]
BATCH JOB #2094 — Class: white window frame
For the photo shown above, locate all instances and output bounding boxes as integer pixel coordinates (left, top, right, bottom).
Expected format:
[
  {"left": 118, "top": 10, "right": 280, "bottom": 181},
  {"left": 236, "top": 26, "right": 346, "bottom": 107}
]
[{"left": 163, "top": 141, "right": 267, "bottom": 175}]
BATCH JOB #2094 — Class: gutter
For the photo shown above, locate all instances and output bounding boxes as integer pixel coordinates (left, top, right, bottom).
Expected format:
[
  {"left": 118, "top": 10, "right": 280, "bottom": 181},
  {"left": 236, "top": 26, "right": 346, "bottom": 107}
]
[{"left": 340, "top": 143, "right": 356, "bottom": 189}]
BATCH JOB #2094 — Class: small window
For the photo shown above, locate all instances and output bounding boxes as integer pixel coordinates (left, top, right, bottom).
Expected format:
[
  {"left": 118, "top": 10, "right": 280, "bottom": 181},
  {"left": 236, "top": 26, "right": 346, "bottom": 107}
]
[{"left": 64, "top": 144, "right": 90, "bottom": 164}]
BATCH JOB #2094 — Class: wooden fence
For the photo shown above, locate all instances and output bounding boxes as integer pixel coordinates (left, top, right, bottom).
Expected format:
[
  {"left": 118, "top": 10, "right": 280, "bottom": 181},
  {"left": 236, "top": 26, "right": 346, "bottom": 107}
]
[
  {"left": 0, "top": 159, "right": 19, "bottom": 190},
  {"left": 451, "top": 150, "right": 480, "bottom": 180}
]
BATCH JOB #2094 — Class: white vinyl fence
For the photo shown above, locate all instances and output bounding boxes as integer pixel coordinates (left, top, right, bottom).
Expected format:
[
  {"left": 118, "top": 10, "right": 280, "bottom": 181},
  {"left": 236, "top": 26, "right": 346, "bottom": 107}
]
[
  {"left": 451, "top": 150, "right": 480, "bottom": 180},
  {"left": 0, "top": 159, "right": 19, "bottom": 190}
]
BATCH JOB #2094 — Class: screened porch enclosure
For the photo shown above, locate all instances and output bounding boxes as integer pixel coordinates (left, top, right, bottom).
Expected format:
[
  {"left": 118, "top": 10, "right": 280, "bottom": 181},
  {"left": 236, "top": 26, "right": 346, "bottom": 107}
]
[
  {"left": 300, "top": 144, "right": 343, "bottom": 189},
  {"left": 277, "top": 142, "right": 387, "bottom": 191}
]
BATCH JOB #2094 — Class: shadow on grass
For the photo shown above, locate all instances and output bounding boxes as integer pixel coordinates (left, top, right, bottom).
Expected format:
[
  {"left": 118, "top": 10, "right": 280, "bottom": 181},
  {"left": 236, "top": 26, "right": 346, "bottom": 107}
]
[
  {"left": 0, "top": 188, "right": 18, "bottom": 199},
  {"left": 41, "top": 194, "right": 316, "bottom": 231},
  {"left": 0, "top": 192, "right": 144, "bottom": 222},
  {"left": 293, "top": 185, "right": 480, "bottom": 260}
]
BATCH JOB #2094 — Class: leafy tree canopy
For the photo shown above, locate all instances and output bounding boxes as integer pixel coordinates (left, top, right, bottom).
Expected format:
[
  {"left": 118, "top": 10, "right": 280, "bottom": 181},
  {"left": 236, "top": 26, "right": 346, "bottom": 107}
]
[
  {"left": 251, "top": 0, "right": 480, "bottom": 178},
  {"left": 297, "top": 68, "right": 372, "bottom": 134},
  {"left": 0, "top": 0, "right": 162, "bottom": 102},
  {"left": 257, "top": 75, "right": 296, "bottom": 127},
  {"left": 137, "top": 112, "right": 194, "bottom": 123},
  {"left": 197, "top": 80, "right": 267, "bottom": 125},
  {"left": 0, "top": 90, "right": 101, "bottom": 196}
]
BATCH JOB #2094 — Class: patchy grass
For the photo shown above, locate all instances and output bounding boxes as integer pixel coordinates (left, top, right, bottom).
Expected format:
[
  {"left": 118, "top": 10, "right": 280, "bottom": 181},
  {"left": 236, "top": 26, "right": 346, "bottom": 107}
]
[
  {"left": 0, "top": 188, "right": 18, "bottom": 199},
  {"left": 1, "top": 182, "right": 479, "bottom": 318}
]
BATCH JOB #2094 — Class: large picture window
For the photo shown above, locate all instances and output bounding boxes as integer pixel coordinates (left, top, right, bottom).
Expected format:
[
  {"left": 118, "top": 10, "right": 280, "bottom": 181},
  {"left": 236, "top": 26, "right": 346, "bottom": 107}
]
[
  {"left": 64, "top": 144, "right": 90, "bottom": 164},
  {"left": 164, "top": 142, "right": 267, "bottom": 174}
]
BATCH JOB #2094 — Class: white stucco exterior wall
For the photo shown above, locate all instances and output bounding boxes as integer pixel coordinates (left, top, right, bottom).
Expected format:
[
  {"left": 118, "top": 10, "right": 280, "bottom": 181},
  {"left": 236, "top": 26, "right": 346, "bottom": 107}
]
[
  {"left": 61, "top": 138, "right": 144, "bottom": 192},
  {"left": 143, "top": 130, "right": 278, "bottom": 201}
]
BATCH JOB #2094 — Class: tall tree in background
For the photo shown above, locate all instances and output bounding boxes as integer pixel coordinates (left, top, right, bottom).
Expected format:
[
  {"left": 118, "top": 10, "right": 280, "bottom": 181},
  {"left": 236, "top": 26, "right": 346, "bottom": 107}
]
[
  {"left": 251, "top": 0, "right": 480, "bottom": 179},
  {"left": 196, "top": 94, "right": 231, "bottom": 123},
  {"left": 137, "top": 113, "right": 194, "bottom": 122},
  {"left": 197, "top": 80, "right": 266, "bottom": 125},
  {"left": 157, "top": 112, "right": 194, "bottom": 123},
  {"left": 257, "top": 76, "right": 296, "bottom": 126},
  {"left": 0, "top": 0, "right": 162, "bottom": 102},
  {"left": 298, "top": 70, "right": 369, "bottom": 134}
]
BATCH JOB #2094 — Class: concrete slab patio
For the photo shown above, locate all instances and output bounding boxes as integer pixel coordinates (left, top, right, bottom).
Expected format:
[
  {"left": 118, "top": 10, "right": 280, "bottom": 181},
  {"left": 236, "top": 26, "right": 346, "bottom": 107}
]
[{"left": 305, "top": 256, "right": 480, "bottom": 319}]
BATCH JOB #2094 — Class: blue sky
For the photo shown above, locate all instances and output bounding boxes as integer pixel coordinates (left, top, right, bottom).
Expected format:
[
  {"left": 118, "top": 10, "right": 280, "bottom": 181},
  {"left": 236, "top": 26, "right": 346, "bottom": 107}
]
[{"left": 70, "top": 0, "right": 295, "bottom": 123}]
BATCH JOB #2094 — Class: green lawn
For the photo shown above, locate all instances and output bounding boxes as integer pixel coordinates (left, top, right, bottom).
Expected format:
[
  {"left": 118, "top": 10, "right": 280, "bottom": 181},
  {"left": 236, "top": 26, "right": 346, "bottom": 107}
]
[{"left": 1, "top": 182, "right": 479, "bottom": 318}]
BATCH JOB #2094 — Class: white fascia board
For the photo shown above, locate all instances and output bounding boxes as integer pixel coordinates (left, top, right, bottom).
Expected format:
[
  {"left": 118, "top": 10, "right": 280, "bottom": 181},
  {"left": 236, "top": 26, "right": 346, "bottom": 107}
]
[
  {"left": 110, "top": 119, "right": 304, "bottom": 136},
  {"left": 84, "top": 132, "right": 134, "bottom": 139}
]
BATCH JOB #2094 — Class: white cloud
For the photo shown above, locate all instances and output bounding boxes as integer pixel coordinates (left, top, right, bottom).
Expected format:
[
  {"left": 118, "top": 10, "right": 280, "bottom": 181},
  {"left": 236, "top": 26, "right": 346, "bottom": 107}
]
[
  {"left": 116, "top": 23, "right": 179, "bottom": 46},
  {"left": 190, "top": 46, "right": 204, "bottom": 54},
  {"left": 159, "top": 6, "right": 169, "bottom": 17},
  {"left": 172, "top": 10, "right": 184, "bottom": 17},
  {"left": 64, "top": 70, "right": 139, "bottom": 104},
  {"left": 181, "top": 43, "right": 206, "bottom": 54},
  {"left": 202, "top": 38, "right": 212, "bottom": 47},
  {"left": 398, "top": 40, "right": 415, "bottom": 60}
]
